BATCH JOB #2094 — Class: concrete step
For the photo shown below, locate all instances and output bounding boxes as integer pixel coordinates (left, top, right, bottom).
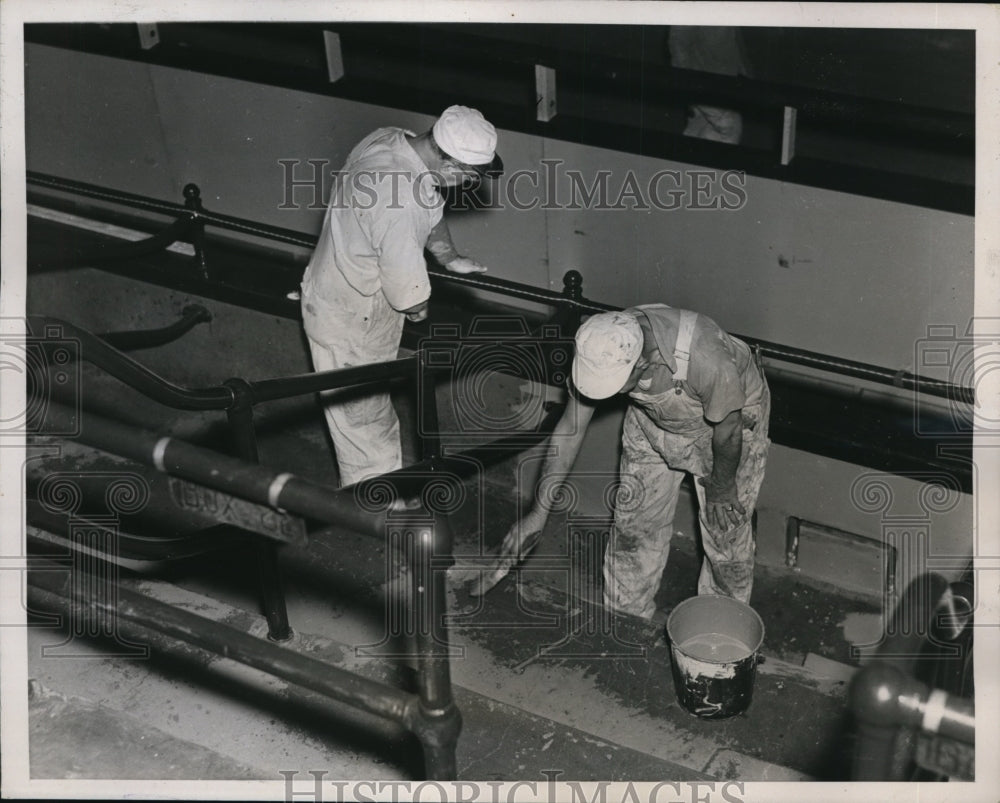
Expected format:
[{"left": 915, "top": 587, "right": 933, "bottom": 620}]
[
  {"left": 26, "top": 572, "right": 843, "bottom": 782},
  {"left": 27, "top": 679, "right": 268, "bottom": 780}
]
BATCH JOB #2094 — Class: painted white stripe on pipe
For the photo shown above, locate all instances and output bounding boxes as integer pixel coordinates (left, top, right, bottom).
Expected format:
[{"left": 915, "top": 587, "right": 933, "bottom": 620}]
[
  {"left": 268, "top": 472, "right": 294, "bottom": 511},
  {"left": 152, "top": 437, "right": 172, "bottom": 472},
  {"left": 922, "top": 688, "right": 949, "bottom": 733}
]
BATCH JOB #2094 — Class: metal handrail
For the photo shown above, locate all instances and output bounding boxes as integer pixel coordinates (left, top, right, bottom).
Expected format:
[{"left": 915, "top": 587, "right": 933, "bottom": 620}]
[
  {"left": 33, "top": 396, "right": 465, "bottom": 778},
  {"left": 29, "top": 314, "right": 235, "bottom": 412},
  {"left": 27, "top": 171, "right": 975, "bottom": 406},
  {"left": 29, "top": 313, "right": 422, "bottom": 412},
  {"left": 26, "top": 304, "right": 477, "bottom": 777},
  {"left": 99, "top": 304, "right": 213, "bottom": 351}
]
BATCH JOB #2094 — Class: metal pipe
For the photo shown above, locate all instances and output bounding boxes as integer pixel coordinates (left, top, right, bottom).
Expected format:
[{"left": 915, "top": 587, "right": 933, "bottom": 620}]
[
  {"left": 99, "top": 304, "right": 212, "bottom": 351},
  {"left": 849, "top": 662, "right": 975, "bottom": 780},
  {"left": 249, "top": 358, "right": 417, "bottom": 404},
  {"left": 28, "top": 314, "right": 234, "bottom": 412},
  {"left": 379, "top": 514, "right": 462, "bottom": 780},
  {"left": 26, "top": 173, "right": 975, "bottom": 405},
  {"left": 28, "top": 171, "right": 316, "bottom": 249},
  {"left": 34, "top": 403, "right": 467, "bottom": 778},
  {"left": 39, "top": 401, "right": 387, "bottom": 538},
  {"left": 34, "top": 312, "right": 417, "bottom": 414},
  {"left": 27, "top": 565, "right": 417, "bottom": 726},
  {"left": 426, "top": 265, "right": 616, "bottom": 314},
  {"left": 183, "top": 184, "right": 210, "bottom": 279},
  {"left": 409, "top": 516, "right": 456, "bottom": 712},
  {"left": 416, "top": 351, "right": 441, "bottom": 462},
  {"left": 848, "top": 572, "right": 976, "bottom": 780},
  {"left": 741, "top": 336, "right": 975, "bottom": 406},
  {"left": 226, "top": 377, "right": 293, "bottom": 643}
]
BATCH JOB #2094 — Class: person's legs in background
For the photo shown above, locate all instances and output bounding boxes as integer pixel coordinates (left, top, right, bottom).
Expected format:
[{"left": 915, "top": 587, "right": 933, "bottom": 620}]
[{"left": 302, "top": 290, "right": 405, "bottom": 488}]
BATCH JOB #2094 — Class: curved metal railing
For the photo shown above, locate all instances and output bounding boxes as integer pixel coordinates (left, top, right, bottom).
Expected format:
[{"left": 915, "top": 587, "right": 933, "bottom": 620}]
[{"left": 25, "top": 306, "right": 564, "bottom": 779}]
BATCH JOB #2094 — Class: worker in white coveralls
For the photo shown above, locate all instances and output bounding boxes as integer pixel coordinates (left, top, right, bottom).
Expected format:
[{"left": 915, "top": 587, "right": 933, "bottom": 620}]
[
  {"left": 472, "top": 306, "right": 770, "bottom": 619},
  {"left": 301, "top": 106, "right": 503, "bottom": 487}
]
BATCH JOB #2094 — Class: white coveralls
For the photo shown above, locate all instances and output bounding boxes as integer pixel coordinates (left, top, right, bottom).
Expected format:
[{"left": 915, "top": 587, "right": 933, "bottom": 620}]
[
  {"left": 300, "top": 128, "right": 443, "bottom": 487},
  {"left": 603, "top": 305, "right": 770, "bottom": 619}
]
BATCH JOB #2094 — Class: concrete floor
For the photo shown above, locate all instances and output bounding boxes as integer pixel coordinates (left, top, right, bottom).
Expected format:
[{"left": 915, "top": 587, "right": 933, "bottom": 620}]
[{"left": 22, "top": 376, "right": 889, "bottom": 786}]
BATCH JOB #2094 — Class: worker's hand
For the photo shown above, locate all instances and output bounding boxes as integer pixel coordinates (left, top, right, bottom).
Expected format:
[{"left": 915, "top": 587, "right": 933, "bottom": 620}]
[
  {"left": 404, "top": 301, "right": 429, "bottom": 323},
  {"left": 469, "top": 507, "right": 548, "bottom": 596},
  {"left": 700, "top": 477, "right": 746, "bottom": 531},
  {"left": 445, "top": 256, "right": 488, "bottom": 274}
]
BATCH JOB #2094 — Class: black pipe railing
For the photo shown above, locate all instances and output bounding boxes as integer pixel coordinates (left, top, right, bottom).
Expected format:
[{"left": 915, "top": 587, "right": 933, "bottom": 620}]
[
  {"left": 26, "top": 566, "right": 435, "bottom": 758},
  {"left": 34, "top": 397, "right": 464, "bottom": 779},
  {"left": 26, "top": 300, "right": 501, "bottom": 777},
  {"left": 99, "top": 304, "right": 213, "bottom": 351},
  {"left": 249, "top": 358, "right": 419, "bottom": 404},
  {"left": 28, "top": 171, "right": 317, "bottom": 249},
  {"left": 28, "top": 298, "right": 566, "bottom": 777},
  {"left": 26, "top": 171, "right": 975, "bottom": 407},
  {"left": 29, "top": 314, "right": 235, "bottom": 411}
]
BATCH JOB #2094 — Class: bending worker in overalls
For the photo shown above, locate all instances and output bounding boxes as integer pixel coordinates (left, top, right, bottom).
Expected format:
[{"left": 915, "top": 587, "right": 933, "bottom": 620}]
[
  {"left": 301, "top": 106, "right": 502, "bottom": 487},
  {"left": 472, "top": 306, "right": 770, "bottom": 619}
]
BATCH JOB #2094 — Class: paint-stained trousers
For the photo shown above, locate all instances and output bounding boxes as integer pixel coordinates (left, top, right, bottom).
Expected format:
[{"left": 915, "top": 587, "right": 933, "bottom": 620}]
[
  {"left": 301, "top": 283, "right": 405, "bottom": 488},
  {"left": 603, "top": 392, "right": 770, "bottom": 619}
]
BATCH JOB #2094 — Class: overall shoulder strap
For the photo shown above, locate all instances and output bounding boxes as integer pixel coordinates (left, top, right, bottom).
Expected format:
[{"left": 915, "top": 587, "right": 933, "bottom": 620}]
[{"left": 672, "top": 310, "right": 698, "bottom": 383}]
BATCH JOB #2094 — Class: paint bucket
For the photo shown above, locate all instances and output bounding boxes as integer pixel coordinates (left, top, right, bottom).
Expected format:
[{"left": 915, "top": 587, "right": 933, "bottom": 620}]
[{"left": 666, "top": 595, "right": 765, "bottom": 719}]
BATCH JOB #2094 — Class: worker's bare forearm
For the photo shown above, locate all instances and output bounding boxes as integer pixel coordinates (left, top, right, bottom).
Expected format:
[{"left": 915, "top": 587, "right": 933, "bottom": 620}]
[
  {"left": 426, "top": 218, "right": 461, "bottom": 265},
  {"left": 532, "top": 396, "right": 594, "bottom": 513},
  {"left": 707, "top": 411, "right": 742, "bottom": 491}
]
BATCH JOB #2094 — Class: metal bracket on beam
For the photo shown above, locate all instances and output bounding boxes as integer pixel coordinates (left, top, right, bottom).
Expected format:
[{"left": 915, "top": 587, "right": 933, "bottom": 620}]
[
  {"left": 137, "top": 23, "right": 159, "bottom": 50},
  {"left": 535, "top": 65, "right": 557, "bottom": 122},
  {"left": 781, "top": 106, "right": 798, "bottom": 166},
  {"left": 324, "top": 31, "right": 345, "bottom": 83}
]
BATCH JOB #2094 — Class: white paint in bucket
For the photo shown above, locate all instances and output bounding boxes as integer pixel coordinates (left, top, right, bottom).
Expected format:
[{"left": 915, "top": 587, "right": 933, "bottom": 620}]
[
  {"left": 679, "top": 632, "right": 752, "bottom": 662},
  {"left": 666, "top": 595, "right": 765, "bottom": 717}
]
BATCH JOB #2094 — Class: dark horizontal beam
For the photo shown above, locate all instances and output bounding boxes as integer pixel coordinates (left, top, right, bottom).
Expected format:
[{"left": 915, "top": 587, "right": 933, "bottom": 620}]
[
  {"left": 769, "top": 372, "right": 971, "bottom": 493},
  {"left": 249, "top": 358, "right": 417, "bottom": 404},
  {"left": 24, "top": 22, "right": 974, "bottom": 215},
  {"left": 329, "top": 23, "right": 974, "bottom": 142}
]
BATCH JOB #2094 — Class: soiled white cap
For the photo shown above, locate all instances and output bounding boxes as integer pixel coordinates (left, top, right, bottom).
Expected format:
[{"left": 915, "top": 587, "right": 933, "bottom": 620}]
[
  {"left": 432, "top": 105, "right": 500, "bottom": 171},
  {"left": 571, "top": 312, "right": 643, "bottom": 399}
]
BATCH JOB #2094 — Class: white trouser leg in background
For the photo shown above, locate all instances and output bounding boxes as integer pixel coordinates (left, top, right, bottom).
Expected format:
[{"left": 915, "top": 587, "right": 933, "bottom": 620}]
[{"left": 302, "top": 288, "right": 405, "bottom": 488}]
